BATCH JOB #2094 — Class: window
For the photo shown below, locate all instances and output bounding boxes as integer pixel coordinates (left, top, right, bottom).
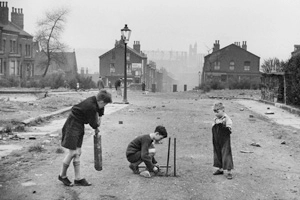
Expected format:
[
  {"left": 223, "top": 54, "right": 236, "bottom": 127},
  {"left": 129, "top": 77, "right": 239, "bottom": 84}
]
[
  {"left": 13, "top": 41, "right": 16, "bottom": 53},
  {"left": 19, "top": 44, "right": 22, "bottom": 55},
  {"left": 27, "top": 64, "right": 32, "bottom": 77},
  {"left": 10, "top": 40, "right": 13, "bottom": 52},
  {"left": 10, "top": 60, "right": 16, "bottom": 75},
  {"left": 127, "top": 63, "right": 132, "bottom": 74},
  {"left": 2, "top": 39, "right": 6, "bottom": 52},
  {"left": 244, "top": 61, "right": 250, "bottom": 71},
  {"left": 214, "top": 61, "right": 220, "bottom": 70},
  {"left": 126, "top": 53, "right": 130, "bottom": 61},
  {"left": 229, "top": 61, "right": 235, "bottom": 70},
  {"left": 221, "top": 75, "right": 227, "bottom": 82},
  {"left": 26, "top": 64, "right": 34, "bottom": 77},
  {"left": 17, "top": 61, "right": 20, "bottom": 75},
  {"left": 109, "top": 63, "right": 115, "bottom": 73},
  {"left": 135, "top": 71, "right": 140, "bottom": 76},
  {"left": 25, "top": 44, "right": 31, "bottom": 56},
  {"left": 0, "top": 58, "right": 3, "bottom": 74}
]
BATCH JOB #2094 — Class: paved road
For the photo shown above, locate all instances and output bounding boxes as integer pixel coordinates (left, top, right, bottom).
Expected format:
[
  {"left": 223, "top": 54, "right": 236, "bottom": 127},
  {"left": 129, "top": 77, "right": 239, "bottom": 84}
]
[
  {"left": 237, "top": 100, "right": 300, "bottom": 130},
  {"left": 1, "top": 98, "right": 300, "bottom": 159}
]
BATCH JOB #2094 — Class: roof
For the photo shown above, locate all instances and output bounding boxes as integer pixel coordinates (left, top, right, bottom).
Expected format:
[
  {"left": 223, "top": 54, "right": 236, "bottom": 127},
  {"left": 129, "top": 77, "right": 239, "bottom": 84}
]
[
  {"left": 1, "top": 21, "right": 32, "bottom": 38},
  {"left": 99, "top": 42, "right": 147, "bottom": 59},
  {"left": 205, "top": 43, "right": 260, "bottom": 59}
]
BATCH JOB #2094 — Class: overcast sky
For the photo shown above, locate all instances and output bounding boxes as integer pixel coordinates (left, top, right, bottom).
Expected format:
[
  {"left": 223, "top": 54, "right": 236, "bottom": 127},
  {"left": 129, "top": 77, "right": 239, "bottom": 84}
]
[{"left": 8, "top": 0, "right": 300, "bottom": 62}]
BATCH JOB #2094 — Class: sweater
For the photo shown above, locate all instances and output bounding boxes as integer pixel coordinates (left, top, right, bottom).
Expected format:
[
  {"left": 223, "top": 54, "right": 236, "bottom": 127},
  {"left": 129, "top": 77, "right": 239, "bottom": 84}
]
[
  {"left": 126, "top": 134, "right": 157, "bottom": 171},
  {"left": 70, "top": 96, "right": 104, "bottom": 129}
]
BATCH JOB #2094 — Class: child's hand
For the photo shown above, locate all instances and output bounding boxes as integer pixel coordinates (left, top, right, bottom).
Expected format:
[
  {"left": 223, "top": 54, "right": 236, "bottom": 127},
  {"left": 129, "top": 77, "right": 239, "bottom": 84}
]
[
  {"left": 153, "top": 166, "right": 159, "bottom": 173},
  {"left": 154, "top": 164, "right": 160, "bottom": 170}
]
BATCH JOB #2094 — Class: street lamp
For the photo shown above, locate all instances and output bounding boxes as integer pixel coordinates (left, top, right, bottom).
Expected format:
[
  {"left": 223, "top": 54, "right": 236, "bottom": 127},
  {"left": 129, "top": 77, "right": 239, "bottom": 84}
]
[
  {"left": 121, "top": 24, "right": 131, "bottom": 104},
  {"left": 198, "top": 71, "right": 201, "bottom": 88}
]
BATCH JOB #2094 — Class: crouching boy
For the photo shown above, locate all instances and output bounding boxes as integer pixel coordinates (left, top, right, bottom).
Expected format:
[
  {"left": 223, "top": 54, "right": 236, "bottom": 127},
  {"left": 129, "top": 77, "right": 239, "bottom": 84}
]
[{"left": 126, "top": 125, "right": 168, "bottom": 176}]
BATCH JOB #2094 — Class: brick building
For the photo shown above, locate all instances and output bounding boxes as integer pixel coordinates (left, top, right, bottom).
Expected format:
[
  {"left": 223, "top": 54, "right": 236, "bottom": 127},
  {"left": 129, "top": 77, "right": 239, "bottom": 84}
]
[
  {"left": 202, "top": 40, "right": 261, "bottom": 87},
  {"left": 0, "top": 2, "right": 35, "bottom": 81},
  {"left": 99, "top": 39, "right": 147, "bottom": 87}
]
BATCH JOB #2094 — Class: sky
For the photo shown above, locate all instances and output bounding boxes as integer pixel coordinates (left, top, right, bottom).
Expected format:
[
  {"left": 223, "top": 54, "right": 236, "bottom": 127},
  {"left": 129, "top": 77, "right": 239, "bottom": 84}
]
[{"left": 7, "top": 0, "right": 300, "bottom": 63}]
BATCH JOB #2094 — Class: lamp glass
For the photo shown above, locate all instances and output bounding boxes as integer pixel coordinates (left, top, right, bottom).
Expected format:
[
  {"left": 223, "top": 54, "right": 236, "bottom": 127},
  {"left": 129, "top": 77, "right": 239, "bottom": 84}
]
[{"left": 121, "top": 24, "right": 131, "bottom": 42}]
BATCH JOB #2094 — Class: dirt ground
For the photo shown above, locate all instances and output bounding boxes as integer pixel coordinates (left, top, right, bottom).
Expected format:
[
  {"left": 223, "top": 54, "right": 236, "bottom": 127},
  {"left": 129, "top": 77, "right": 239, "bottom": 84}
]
[{"left": 1, "top": 89, "right": 300, "bottom": 200}]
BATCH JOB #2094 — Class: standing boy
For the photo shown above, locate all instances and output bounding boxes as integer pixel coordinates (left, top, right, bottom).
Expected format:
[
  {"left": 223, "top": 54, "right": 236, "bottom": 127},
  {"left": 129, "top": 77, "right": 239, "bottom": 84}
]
[
  {"left": 212, "top": 102, "right": 234, "bottom": 179},
  {"left": 58, "top": 89, "right": 112, "bottom": 186},
  {"left": 126, "top": 125, "right": 168, "bottom": 176}
]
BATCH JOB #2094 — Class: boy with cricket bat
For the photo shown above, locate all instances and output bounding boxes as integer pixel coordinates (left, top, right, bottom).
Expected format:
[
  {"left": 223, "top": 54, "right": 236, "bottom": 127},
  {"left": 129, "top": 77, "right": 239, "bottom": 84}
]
[
  {"left": 58, "top": 89, "right": 112, "bottom": 186},
  {"left": 126, "top": 125, "right": 168, "bottom": 177}
]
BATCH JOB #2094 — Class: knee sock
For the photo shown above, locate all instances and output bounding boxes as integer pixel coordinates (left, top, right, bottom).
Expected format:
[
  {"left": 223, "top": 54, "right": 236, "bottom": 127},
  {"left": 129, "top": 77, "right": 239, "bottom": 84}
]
[
  {"left": 60, "top": 163, "right": 69, "bottom": 177},
  {"left": 73, "top": 161, "right": 81, "bottom": 180}
]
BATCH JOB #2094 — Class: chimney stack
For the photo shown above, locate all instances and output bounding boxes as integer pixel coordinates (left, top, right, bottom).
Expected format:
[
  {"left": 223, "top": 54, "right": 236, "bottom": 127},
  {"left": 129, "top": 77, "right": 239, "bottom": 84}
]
[
  {"left": 213, "top": 40, "right": 220, "bottom": 52},
  {"left": 133, "top": 41, "right": 141, "bottom": 53},
  {"left": 11, "top": 6, "right": 24, "bottom": 29},
  {"left": 0, "top": 2, "right": 9, "bottom": 25},
  {"left": 242, "top": 41, "right": 247, "bottom": 50}
]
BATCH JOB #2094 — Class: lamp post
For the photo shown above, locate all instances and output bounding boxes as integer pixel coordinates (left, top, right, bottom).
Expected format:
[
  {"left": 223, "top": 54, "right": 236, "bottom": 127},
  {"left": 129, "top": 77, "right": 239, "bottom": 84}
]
[
  {"left": 121, "top": 24, "right": 131, "bottom": 103},
  {"left": 198, "top": 71, "right": 201, "bottom": 88}
]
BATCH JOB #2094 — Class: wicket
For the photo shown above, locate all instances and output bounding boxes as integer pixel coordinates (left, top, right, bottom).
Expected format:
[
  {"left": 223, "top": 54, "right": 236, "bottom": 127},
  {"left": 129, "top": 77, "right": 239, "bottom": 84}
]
[{"left": 166, "top": 137, "right": 177, "bottom": 177}]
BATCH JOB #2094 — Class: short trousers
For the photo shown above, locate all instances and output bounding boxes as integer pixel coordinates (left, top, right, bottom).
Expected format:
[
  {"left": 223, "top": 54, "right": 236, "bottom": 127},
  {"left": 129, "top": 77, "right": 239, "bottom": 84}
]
[{"left": 61, "top": 115, "right": 84, "bottom": 150}]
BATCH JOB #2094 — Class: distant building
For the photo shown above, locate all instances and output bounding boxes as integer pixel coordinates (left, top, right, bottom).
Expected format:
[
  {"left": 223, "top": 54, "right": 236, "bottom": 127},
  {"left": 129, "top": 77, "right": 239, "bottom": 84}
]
[
  {"left": 291, "top": 45, "right": 300, "bottom": 57},
  {"left": 99, "top": 39, "right": 147, "bottom": 87},
  {"left": 0, "top": 2, "right": 35, "bottom": 81},
  {"left": 144, "top": 43, "right": 204, "bottom": 90},
  {"left": 34, "top": 51, "right": 78, "bottom": 79},
  {"left": 202, "top": 40, "right": 261, "bottom": 88},
  {"left": 80, "top": 67, "right": 99, "bottom": 84}
]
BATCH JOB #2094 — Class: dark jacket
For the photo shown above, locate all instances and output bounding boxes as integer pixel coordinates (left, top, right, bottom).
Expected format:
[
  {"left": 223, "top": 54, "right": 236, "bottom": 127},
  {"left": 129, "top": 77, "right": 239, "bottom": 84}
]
[{"left": 70, "top": 96, "right": 104, "bottom": 129}]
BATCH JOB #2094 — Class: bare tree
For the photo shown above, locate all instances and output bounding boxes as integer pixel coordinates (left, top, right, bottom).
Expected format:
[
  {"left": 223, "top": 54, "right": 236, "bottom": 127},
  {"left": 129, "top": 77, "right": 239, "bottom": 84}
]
[
  {"left": 261, "top": 58, "right": 284, "bottom": 73},
  {"left": 35, "top": 7, "right": 69, "bottom": 77}
]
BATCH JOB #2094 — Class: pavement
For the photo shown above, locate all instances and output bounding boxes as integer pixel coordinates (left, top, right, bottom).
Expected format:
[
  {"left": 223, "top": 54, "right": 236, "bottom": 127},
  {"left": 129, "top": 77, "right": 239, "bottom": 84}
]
[
  {"left": 236, "top": 99, "right": 300, "bottom": 130},
  {"left": 0, "top": 103, "right": 128, "bottom": 158}
]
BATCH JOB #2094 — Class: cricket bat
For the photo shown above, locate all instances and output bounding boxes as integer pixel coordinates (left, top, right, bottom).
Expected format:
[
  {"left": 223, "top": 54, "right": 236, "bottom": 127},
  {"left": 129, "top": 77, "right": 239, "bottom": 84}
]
[{"left": 94, "top": 128, "right": 102, "bottom": 171}]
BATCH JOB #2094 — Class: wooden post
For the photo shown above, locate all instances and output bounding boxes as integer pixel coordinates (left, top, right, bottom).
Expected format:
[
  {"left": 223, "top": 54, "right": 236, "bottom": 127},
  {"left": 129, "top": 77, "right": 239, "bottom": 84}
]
[
  {"left": 166, "top": 137, "right": 171, "bottom": 176},
  {"left": 174, "top": 137, "right": 176, "bottom": 177}
]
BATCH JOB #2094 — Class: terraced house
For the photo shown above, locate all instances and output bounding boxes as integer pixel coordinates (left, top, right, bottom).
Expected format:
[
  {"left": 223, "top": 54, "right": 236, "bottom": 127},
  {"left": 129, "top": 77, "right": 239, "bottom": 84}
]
[
  {"left": 0, "top": 2, "right": 35, "bottom": 81},
  {"left": 202, "top": 40, "right": 261, "bottom": 88}
]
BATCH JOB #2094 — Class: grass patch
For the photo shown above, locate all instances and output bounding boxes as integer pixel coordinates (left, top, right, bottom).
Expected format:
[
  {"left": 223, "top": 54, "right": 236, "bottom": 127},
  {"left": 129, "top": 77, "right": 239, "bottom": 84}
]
[
  {"left": 14, "top": 124, "right": 26, "bottom": 132},
  {"left": 55, "top": 147, "right": 64, "bottom": 154},
  {"left": 28, "top": 144, "right": 46, "bottom": 153}
]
